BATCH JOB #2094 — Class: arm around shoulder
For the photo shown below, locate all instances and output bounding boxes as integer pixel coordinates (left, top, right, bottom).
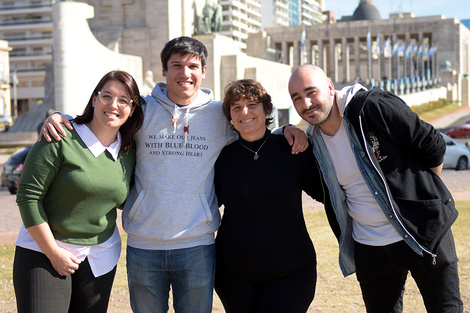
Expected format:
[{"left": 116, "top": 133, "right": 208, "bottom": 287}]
[{"left": 38, "top": 112, "right": 74, "bottom": 142}]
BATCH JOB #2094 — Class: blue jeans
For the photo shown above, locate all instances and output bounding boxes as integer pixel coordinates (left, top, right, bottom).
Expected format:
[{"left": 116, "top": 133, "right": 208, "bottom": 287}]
[{"left": 126, "top": 244, "right": 215, "bottom": 313}]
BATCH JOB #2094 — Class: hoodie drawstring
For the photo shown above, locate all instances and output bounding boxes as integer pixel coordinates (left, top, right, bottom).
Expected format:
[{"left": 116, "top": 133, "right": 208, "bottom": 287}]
[
  {"left": 171, "top": 104, "right": 177, "bottom": 133},
  {"left": 184, "top": 107, "right": 190, "bottom": 147},
  {"left": 168, "top": 104, "right": 190, "bottom": 147}
]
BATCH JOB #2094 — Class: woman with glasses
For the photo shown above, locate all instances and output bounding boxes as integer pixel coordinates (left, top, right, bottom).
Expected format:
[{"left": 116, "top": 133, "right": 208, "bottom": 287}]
[{"left": 13, "top": 70, "right": 144, "bottom": 313}]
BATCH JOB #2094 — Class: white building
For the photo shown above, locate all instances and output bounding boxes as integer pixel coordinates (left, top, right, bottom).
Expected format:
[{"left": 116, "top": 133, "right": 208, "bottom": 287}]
[
  {"left": 219, "top": 0, "right": 262, "bottom": 49},
  {"left": 0, "top": 39, "right": 11, "bottom": 116},
  {"left": 260, "top": 0, "right": 325, "bottom": 28},
  {"left": 0, "top": 0, "right": 53, "bottom": 116}
]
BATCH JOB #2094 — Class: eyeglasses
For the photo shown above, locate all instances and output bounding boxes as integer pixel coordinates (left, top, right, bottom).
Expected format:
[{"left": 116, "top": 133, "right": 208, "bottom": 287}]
[{"left": 98, "top": 91, "right": 133, "bottom": 108}]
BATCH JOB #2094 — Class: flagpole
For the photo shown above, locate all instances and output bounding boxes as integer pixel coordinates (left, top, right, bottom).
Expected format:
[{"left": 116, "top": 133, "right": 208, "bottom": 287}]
[
  {"left": 403, "top": 44, "right": 407, "bottom": 84},
  {"left": 377, "top": 34, "right": 381, "bottom": 86},
  {"left": 12, "top": 70, "right": 18, "bottom": 118},
  {"left": 300, "top": 25, "right": 306, "bottom": 65},
  {"left": 367, "top": 28, "right": 372, "bottom": 81},
  {"left": 397, "top": 49, "right": 400, "bottom": 87},
  {"left": 436, "top": 44, "right": 439, "bottom": 83},
  {"left": 411, "top": 44, "right": 415, "bottom": 92}
]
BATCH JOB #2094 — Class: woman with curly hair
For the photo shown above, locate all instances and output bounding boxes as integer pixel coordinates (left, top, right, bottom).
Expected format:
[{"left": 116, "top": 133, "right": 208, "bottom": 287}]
[{"left": 214, "top": 79, "right": 324, "bottom": 313}]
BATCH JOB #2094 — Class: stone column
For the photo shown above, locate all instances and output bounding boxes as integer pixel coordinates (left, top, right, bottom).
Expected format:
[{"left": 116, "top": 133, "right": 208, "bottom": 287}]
[
  {"left": 392, "top": 34, "right": 398, "bottom": 82},
  {"left": 404, "top": 32, "right": 411, "bottom": 93},
  {"left": 282, "top": 41, "right": 288, "bottom": 65},
  {"left": 354, "top": 36, "right": 360, "bottom": 80},
  {"left": 404, "top": 33, "right": 411, "bottom": 83},
  {"left": 306, "top": 40, "right": 312, "bottom": 64},
  {"left": 318, "top": 40, "right": 324, "bottom": 69},
  {"left": 294, "top": 40, "right": 300, "bottom": 66},
  {"left": 329, "top": 38, "right": 337, "bottom": 81},
  {"left": 418, "top": 32, "right": 424, "bottom": 89},
  {"left": 342, "top": 37, "right": 350, "bottom": 83}
]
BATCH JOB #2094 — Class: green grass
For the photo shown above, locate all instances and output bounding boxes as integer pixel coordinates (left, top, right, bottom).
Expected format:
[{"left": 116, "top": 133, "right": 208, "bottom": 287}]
[
  {"left": 0, "top": 244, "right": 16, "bottom": 312},
  {"left": 418, "top": 104, "right": 465, "bottom": 123},
  {"left": 2, "top": 202, "right": 469, "bottom": 312}
]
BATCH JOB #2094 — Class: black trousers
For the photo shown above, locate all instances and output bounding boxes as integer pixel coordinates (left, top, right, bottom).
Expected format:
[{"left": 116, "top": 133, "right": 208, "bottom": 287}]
[
  {"left": 215, "top": 262, "right": 316, "bottom": 313},
  {"left": 13, "top": 246, "right": 116, "bottom": 313},
  {"left": 354, "top": 231, "right": 463, "bottom": 313}
]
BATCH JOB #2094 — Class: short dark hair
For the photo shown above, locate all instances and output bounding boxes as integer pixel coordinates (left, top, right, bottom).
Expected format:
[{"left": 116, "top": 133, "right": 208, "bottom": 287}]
[
  {"left": 160, "top": 36, "right": 208, "bottom": 71},
  {"left": 74, "top": 70, "right": 144, "bottom": 153},
  {"left": 222, "top": 79, "right": 274, "bottom": 127}
]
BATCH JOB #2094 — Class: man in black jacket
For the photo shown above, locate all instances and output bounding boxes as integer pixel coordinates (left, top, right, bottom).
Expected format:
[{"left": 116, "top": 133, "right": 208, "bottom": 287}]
[{"left": 288, "top": 64, "right": 463, "bottom": 313}]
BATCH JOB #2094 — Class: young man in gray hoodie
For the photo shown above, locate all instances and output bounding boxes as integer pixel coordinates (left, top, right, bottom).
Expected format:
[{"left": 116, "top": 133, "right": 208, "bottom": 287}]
[{"left": 39, "top": 36, "right": 307, "bottom": 313}]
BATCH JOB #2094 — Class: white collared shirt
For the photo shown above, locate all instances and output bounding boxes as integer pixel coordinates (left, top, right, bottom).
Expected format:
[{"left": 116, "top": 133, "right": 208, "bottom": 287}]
[
  {"left": 74, "top": 122, "right": 121, "bottom": 161},
  {"left": 16, "top": 122, "right": 123, "bottom": 277}
]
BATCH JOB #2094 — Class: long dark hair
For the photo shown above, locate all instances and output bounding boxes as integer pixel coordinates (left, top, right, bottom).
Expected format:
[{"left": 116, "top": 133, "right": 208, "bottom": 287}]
[{"left": 74, "top": 70, "right": 144, "bottom": 153}]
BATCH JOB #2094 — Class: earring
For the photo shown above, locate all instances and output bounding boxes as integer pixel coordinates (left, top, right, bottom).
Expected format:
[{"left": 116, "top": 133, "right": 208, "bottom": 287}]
[{"left": 230, "top": 120, "right": 233, "bottom": 125}]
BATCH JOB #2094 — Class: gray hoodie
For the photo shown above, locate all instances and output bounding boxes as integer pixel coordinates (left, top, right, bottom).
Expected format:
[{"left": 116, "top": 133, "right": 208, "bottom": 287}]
[{"left": 122, "top": 82, "right": 236, "bottom": 250}]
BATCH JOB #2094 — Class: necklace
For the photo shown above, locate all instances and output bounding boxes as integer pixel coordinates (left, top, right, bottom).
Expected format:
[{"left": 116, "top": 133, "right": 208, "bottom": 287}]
[
  {"left": 239, "top": 136, "right": 269, "bottom": 160},
  {"left": 161, "top": 103, "right": 190, "bottom": 146}
]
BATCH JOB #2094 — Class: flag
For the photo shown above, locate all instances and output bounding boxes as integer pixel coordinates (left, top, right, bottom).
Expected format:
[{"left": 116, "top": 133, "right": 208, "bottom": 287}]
[
  {"left": 428, "top": 44, "right": 438, "bottom": 56},
  {"left": 417, "top": 44, "right": 423, "bottom": 57},
  {"left": 391, "top": 41, "right": 400, "bottom": 56},
  {"left": 12, "top": 71, "right": 18, "bottom": 85},
  {"left": 398, "top": 42, "right": 405, "bottom": 56},
  {"left": 366, "top": 28, "right": 371, "bottom": 51},
  {"left": 381, "top": 37, "right": 391, "bottom": 55},
  {"left": 300, "top": 25, "right": 306, "bottom": 49},
  {"left": 405, "top": 43, "right": 413, "bottom": 58},
  {"left": 374, "top": 33, "right": 381, "bottom": 54},
  {"left": 423, "top": 44, "right": 429, "bottom": 59}
]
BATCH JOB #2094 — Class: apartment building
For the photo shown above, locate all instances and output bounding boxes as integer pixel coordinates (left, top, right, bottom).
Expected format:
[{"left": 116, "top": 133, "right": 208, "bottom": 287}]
[
  {"left": 0, "top": 0, "right": 53, "bottom": 116},
  {"left": 260, "top": 0, "right": 325, "bottom": 28},
  {"left": 219, "top": 0, "right": 262, "bottom": 49}
]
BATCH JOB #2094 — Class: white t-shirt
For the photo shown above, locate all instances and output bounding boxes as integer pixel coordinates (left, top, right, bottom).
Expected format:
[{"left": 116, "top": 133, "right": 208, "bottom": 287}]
[{"left": 321, "top": 121, "right": 402, "bottom": 246}]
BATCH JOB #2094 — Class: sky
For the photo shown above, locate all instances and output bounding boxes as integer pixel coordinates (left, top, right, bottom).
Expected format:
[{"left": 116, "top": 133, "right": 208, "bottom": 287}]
[{"left": 325, "top": 0, "right": 470, "bottom": 22}]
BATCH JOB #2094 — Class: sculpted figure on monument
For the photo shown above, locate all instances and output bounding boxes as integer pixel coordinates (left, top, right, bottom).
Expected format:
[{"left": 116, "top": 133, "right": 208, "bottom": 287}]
[{"left": 195, "top": 0, "right": 222, "bottom": 34}]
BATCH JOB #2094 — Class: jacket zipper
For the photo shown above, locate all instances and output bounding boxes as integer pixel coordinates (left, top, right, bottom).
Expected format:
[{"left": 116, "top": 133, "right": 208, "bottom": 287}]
[{"left": 358, "top": 116, "right": 437, "bottom": 265}]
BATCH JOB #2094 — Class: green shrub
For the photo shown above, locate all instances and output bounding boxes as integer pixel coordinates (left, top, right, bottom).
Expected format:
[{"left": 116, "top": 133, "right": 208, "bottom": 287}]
[{"left": 411, "top": 98, "right": 456, "bottom": 114}]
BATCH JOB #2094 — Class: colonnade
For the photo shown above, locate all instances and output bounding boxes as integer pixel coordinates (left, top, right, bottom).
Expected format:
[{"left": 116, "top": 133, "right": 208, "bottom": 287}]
[{"left": 274, "top": 31, "right": 439, "bottom": 94}]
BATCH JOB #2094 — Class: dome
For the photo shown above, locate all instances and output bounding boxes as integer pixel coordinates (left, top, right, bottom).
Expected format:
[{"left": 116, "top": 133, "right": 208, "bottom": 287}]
[
  {"left": 352, "top": 2, "right": 381, "bottom": 20},
  {"left": 441, "top": 60, "right": 452, "bottom": 71}
]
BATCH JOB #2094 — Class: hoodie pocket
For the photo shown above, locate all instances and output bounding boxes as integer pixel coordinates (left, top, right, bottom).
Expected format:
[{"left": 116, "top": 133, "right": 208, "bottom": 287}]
[{"left": 125, "top": 189, "right": 220, "bottom": 241}]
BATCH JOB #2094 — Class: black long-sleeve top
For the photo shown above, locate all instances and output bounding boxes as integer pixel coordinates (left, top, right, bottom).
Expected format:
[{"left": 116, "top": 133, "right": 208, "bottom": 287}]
[{"left": 214, "top": 129, "right": 324, "bottom": 282}]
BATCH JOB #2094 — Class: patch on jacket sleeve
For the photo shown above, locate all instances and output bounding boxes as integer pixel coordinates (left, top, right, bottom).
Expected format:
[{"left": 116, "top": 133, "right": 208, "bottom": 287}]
[{"left": 369, "top": 132, "right": 388, "bottom": 162}]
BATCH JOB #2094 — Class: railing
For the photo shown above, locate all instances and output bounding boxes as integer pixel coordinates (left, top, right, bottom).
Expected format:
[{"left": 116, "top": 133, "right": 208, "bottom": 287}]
[
  {"left": 15, "top": 67, "right": 47, "bottom": 73},
  {"left": 0, "top": 19, "right": 52, "bottom": 27},
  {"left": 10, "top": 51, "right": 52, "bottom": 57},
  {"left": 0, "top": 2, "right": 53, "bottom": 11},
  {"left": 4, "top": 35, "right": 53, "bottom": 42}
]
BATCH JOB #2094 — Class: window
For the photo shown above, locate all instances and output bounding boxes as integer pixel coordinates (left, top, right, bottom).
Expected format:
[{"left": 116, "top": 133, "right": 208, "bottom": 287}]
[{"left": 277, "top": 109, "right": 290, "bottom": 126}]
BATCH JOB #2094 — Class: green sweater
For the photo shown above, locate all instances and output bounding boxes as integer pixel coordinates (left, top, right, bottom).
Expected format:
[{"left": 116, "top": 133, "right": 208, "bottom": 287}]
[{"left": 16, "top": 127, "right": 135, "bottom": 245}]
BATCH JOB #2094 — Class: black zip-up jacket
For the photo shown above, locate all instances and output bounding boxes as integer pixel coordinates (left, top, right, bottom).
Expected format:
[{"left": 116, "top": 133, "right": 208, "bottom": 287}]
[{"left": 343, "top": 87, "right": 458, "bottom": 255}]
